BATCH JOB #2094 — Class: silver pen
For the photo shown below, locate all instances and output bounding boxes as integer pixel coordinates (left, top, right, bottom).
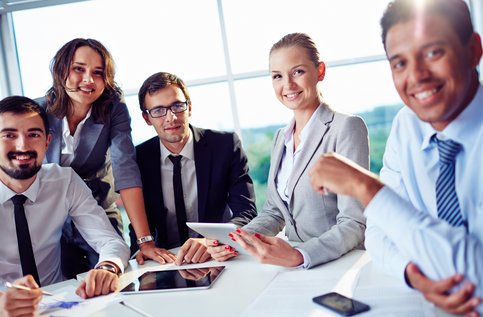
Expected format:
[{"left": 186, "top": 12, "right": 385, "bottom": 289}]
[{"left": 5, "top": 281, "right": 54, "bottom": 296}]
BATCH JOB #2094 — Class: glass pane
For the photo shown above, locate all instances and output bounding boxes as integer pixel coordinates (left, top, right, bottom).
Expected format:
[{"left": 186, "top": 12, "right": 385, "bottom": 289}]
[
  {"left": 222, "top": 0, "right": 392, "bottom": 73},
  {"left": 13, "top": 0, "right": 225, "bottom": 98},
  {"left": 126, "top": 82, "right": 233, "bottom": 146},
  {"left": 238, "top": 61, "right": 403, "bottom": 209}
]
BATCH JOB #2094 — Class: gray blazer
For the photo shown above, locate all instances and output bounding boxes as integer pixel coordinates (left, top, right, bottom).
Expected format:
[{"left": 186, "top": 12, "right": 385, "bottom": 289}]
[
  {"left": 39, "top": 98, "right": 143, "bottom": 227},
  {"left": 244, "top": 103, "right": 369, "bottom": 268}
]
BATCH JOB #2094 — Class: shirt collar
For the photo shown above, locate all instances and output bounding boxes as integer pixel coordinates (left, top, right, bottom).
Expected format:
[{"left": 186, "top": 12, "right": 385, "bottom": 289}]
[
  {"left": 62, "top": 108, "right": 92, "bottom": 137},
  {"left": 421, "top": 84, "right": 483, "bottom": 151},
  {"left": 0, "top": 168, "right": 42, "bottom": 204},
  {"left": 283, "top": 104, "right": 321, "bottom": 146},
  {"left": 160, "top": 129, "right": 194, "bottom": 163}
]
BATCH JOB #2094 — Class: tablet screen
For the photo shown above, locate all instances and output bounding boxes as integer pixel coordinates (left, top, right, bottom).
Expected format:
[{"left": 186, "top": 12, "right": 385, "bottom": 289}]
[{"left": 120, "top": 266, "right": 225, "bottom": 294}]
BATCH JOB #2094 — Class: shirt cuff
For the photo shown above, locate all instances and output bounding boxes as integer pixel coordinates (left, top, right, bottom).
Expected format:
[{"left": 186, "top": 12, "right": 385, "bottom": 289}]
[
  {"left": 97, "top": 257, "right": 125, "bottom": 274},
  {"left": 294, "top": 247, "right": 311, "bottom": 269}
]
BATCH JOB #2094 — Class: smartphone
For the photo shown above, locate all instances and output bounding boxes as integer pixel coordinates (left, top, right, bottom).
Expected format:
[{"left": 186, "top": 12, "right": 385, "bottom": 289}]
[{"left": 312, "top": 292, "right": 370, "bottom": 316}]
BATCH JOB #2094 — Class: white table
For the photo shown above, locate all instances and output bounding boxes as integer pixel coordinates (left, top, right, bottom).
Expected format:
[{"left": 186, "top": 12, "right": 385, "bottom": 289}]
[{"left": 47, "top": 250, "right": 457, "bottom": 317}]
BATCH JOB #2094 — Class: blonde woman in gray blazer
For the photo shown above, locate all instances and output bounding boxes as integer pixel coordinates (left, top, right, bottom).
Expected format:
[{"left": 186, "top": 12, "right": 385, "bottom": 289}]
[{"left": 208, "top": 33, "right": 369, "bottom": 268}]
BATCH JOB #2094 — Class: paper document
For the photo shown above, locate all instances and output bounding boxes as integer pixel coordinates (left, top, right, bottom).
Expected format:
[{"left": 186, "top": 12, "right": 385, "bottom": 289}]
[
  {"left": 39, "top": 285, "right": 122, "bottom": 317},
  {"left": 241, "top": 268, "right": 360, "bottom": 317}
]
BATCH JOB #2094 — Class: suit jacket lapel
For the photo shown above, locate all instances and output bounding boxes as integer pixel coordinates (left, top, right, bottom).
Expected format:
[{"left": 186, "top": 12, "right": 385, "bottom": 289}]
[
  {"left": 267, "top": 128, "right": 295, "bottom": 222},
  {"left": 192, "top": 126, "right": 211, "bottom": 221},
  {"left": 147, "top": 137, "right": 168, "bottom": 244},
  {"left": 286, "top": 104, "right": 333, "bottom": 199},
  {"left": 71, "top": 117, "right": 104, "bottom": 170},
  {"left": 45, "top": 116, "right": 63, "bottom": 164}
]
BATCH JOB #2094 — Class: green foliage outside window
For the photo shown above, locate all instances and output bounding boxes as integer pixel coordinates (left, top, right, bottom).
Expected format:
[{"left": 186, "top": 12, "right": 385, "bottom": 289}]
[{"left": 243, "top": 104, "right": 403, "bottom": 210}]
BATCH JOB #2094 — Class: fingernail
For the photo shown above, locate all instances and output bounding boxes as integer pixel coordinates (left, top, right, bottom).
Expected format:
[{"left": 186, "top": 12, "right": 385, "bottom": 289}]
[
  {"left": 230, "top": 248, "right": 235, "bottom": 253},
  {"left": 234, "top": 252, "right": 238, "bottom": 256},
  {"left": 236, "top": 228, "right": 241, "bottom": 233},
  {"left": 231, "top": 238, "right": 236, "bottom": 241},
  {"left": 213, "top": 240, "right": 219, "bottom": 245},
  {"left": 224, "top": 245, "right": 230, "bottom": 250},
  {"left": 255, "top": 233, "right": 261, "bottom": 239},
  {"left": 228, "top": 233, "right": 233, "bottom": 237}
]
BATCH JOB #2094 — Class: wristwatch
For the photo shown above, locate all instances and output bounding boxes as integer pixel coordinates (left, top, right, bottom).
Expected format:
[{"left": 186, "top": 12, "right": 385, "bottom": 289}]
[
  {"left": 95, "top": 263, "right": 119, "bottom": 275},
  {"left": 136, "top": 235, "right": 154, "bottom": 246}
]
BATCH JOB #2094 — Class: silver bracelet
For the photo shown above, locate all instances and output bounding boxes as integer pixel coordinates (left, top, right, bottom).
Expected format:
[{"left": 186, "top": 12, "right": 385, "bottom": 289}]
[{"left": 136, "top": 235, "right": 154, "bottom": 246}]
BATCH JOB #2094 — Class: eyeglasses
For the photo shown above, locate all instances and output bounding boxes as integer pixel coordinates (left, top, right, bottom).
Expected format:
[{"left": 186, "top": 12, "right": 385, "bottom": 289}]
[{"left": 145, "top": 101, "right": 188, "bottom": 118}]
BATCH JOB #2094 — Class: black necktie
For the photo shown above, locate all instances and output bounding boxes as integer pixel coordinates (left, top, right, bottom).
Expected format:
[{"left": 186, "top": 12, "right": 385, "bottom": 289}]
[
  {"left": 12, "top": 194, "right": 41, "bottom": 286},
  {"left": 168, "top": 155, "right": 189, "bottom": 243}
]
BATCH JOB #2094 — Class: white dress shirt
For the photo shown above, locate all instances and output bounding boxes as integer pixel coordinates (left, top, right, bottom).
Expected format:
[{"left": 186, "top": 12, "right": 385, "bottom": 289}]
[
  {"left": 364, "top": 84, "right": 483, "bottom": 308},
  {"left": 0, "top": 164, "right": 129, "bottom": 286},
  {"left": 275, "top": 105, "right": 321, "bottom": 267},
  {"left": 60, "top": 108, "right": 92, "bottom": 166},
  {"left": 159, "top": 131, "right": 199, "bottom": 248}
]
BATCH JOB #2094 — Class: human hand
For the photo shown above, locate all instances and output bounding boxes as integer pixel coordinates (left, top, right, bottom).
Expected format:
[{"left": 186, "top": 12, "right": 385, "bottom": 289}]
[
  {"left": 231, "top": 228, "right": 303, "bottom": 267},
  {"left": 406, "top": 263, "right": 481, "bottom": 316},
  {"left": 178, "top": 268, "right": 211, "bottom": 281},
  {"left": 0, "top": 276, "right": 42, "bottom": 317},
  {"left": 136, "top": 241, "right": 176, "bottom": 265},
  {"left": 309, "top": 152, "right": 383, "bottom": 206},
  {"left": 76, "top": 267, "right": 119, "bottom": 299},
  {"left": 175, "top": 238, "right": 212, "bottom": 266},
  {"left": 206, "top": 239, "right": 238, "bottom": 262}
]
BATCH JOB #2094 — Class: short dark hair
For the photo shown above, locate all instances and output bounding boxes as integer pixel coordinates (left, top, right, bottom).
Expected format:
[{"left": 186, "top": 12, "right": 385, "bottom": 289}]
[
  {"left": 381, "top": 0, "right": 474, "bottom": 48},
  {"left": 269, "top": 33, "right": 321, "bottom": 68},
  {"left": 0, "top": 96, "right": 50, "bottom": 133},
  {"left": 138, "top": 72, "right": 191, "bottom": 112}
]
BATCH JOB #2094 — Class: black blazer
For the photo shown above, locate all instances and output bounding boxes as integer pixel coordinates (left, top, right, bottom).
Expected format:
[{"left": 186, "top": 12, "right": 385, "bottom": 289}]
[{"left": 131, "top": 125, "right": 257, "bottom": 252}]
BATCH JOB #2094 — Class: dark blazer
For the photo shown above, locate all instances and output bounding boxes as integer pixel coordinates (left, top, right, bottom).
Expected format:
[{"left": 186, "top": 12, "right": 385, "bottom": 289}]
[{"left": 131, "top": 125, "right": 257, "bottom": 251}]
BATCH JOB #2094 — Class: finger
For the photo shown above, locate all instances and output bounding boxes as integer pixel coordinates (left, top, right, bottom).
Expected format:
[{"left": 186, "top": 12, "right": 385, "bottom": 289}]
[
  {"left": 100, "top": 273, "right": 113, "bottom": 295},
  {"left": 84, "top": 271, "right": 97, "bottom": 298},
  {"left": 176, "top": 243, "right": 191, "bottom": 265},
  {"left": 191, "top": 245, "right": 208, "bottom": 263},
  {"left": 94, "top": 270, "right": 108, "bottom": 297},
  {"left": 430, "top": 283, "right": 476, "bottom": 313},
  {"left": 75, "top": 280, "right": 87, "bottom": 299},
  {"left": 206, "top": 239, "right": 219, "bottom": 247},
  {"left": 136, "top": 252, "right": 145, "bottom": 265},
  {"left": 450, "top": 296, "right": 481, "bottom": 316},
  {"left": 199, "top": 250, "right": 212, "bottom": 263},
  {"left": 17, "top": 275, "right": 39, "bottom": 289}
]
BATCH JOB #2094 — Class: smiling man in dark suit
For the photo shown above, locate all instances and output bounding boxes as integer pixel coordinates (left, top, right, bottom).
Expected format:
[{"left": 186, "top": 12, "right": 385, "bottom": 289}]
[{"left": 131, "top": 72, "right": 257, "bottom": 265}]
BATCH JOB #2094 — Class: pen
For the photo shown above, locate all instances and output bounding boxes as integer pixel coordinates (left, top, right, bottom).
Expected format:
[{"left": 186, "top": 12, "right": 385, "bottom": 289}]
[{"left": 5, "top": 281, "right": 54, "bottom": 296}]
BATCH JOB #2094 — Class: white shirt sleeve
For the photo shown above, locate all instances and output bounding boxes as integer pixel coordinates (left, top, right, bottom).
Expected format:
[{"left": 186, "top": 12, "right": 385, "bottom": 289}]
[
  {"left": 366, "top": 186, "right": 483, "bottom": 301},
  {"left": 67, "top": 170, "right": 129, "bottom": 272}
]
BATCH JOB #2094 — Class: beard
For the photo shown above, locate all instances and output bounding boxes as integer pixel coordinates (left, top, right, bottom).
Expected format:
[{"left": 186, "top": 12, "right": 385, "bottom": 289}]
[{"left": 0, "top": 151, "right": 41, "bottom": 180}]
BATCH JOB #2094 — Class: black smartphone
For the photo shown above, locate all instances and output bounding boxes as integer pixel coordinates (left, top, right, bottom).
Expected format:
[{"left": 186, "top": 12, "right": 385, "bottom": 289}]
[{"left": 312, "top": 292, "right": 370, "bottom": 316}]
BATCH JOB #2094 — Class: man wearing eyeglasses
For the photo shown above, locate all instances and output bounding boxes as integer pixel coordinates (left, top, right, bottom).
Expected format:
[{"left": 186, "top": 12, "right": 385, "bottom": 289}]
[{"left": 131, "top": 72, "right": 257, "bottom": 265}]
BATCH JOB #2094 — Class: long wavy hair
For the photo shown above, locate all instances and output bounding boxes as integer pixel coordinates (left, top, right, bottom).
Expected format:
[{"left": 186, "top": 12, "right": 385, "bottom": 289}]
[{"left": 45, "top": 38, "right": 122, "bottom": 123}]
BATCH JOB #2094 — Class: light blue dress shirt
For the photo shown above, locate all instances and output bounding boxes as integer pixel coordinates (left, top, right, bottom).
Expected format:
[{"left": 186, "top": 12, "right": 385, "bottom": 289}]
[{"left": 365, "top": 84, "right": 483, "bottom": 308}]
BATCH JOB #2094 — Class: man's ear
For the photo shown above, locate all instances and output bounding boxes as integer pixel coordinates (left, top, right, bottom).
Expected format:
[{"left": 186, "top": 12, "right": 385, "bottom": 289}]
[
  {"left": 468, "top": 32, "right": 482, "bottom": 69},
  {"left": 45, "top": 133, "right": 52, "bottom": 148},
  {"left": 142, "top": 112, "right": 153, "bottom": 126},
  {"left": 318, "top": 62, "right": 326, "bottom": 81},
  {"left": 187, "top": 101, "right": 192, "bottom": 117}
]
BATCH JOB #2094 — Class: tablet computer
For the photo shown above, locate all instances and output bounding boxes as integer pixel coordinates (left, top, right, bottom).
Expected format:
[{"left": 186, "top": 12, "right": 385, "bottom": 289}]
[
  {"left": 186, "top": 222, "right": 248, "bottom": 255},
  {"left": 120, "top": 266, "right": 225, "bottom": 294}
]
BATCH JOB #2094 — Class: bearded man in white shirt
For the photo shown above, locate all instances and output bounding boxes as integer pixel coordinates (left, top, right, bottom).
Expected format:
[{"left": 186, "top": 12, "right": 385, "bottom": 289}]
[{"left": 0, "top": 96, "right": 130, "bottom": 316}]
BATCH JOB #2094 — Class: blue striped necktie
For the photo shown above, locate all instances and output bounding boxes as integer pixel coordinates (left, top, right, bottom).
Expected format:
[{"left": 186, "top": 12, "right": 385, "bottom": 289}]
[{"left": 434, "top": 137, "right": 465, "bottom": 227}]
